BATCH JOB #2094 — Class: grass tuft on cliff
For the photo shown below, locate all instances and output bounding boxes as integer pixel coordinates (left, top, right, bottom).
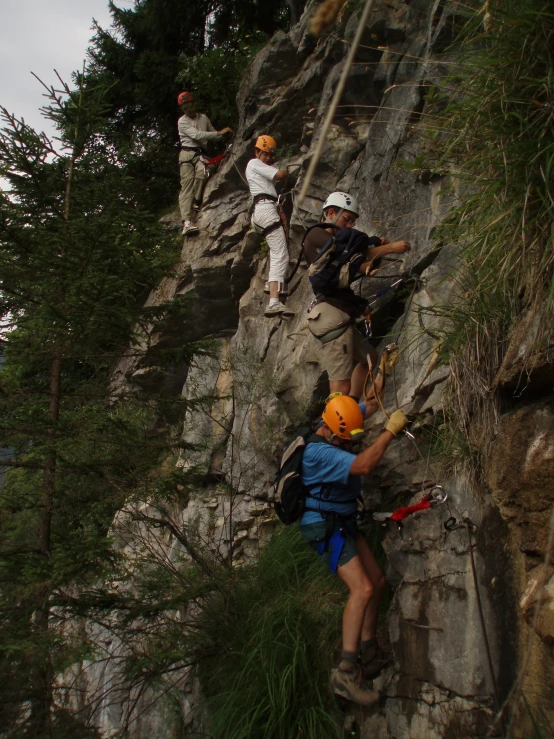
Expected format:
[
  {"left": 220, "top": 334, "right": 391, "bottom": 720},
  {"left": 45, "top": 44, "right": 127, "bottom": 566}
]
[
  {"left": 428, "top": 0, "right": 554, "bottom": 475},
  {"left": 196, "top": 525, "right": 345, "bottom": 739}
]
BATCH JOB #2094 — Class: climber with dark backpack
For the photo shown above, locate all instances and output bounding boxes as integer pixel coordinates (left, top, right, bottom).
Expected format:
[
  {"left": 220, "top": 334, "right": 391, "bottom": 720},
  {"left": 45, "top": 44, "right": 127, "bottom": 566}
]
[
  {"left": 303, "top": 191, "right": 411, "bottom": 399},
  {"left": 274, "top": 394, "right": 409, "bottom": 705}
]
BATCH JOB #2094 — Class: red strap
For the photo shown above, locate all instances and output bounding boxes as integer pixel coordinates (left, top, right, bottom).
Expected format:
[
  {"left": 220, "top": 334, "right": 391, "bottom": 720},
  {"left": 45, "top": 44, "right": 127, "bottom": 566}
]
[
  {"left": 205, "top": 152, "right": 226, "bottom": 167},
  {"left": 390, "top": 501, "right": 431, "bottom": 521}
]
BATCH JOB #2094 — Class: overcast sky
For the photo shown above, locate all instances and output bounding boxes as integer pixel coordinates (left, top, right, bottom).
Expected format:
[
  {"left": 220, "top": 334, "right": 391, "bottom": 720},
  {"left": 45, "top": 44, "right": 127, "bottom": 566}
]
[{"left": 0, "top": 0, "right": 122, "bottom": 138}]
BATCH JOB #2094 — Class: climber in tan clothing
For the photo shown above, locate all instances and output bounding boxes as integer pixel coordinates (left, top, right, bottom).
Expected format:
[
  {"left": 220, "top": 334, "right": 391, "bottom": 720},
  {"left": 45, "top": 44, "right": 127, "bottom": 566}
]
[
  {"left": 177, "top": 91, "right": 233, "bottom": 236},
  {"left": 303, "top": 191, "right": 411, "bottom": 398}
]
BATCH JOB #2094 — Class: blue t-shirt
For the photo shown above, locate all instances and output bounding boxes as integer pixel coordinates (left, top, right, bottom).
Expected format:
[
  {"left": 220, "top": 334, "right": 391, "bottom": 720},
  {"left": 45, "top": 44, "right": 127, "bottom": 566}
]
[{"left": 299, "top": 442, "right": 361, "bottom": 525}]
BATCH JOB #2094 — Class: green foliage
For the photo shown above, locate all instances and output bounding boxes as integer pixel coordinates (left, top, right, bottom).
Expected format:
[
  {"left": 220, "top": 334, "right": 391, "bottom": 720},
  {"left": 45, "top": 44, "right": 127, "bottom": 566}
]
[
  {"left": 196, "top": 526, "right": 344, "bottom": 739},
  {"left": 176, "top": 39, "right": 265, "bottom": 129},
  {"left": 426, "top": 0, "right": 554, "bottom": 470},
  {"left": 0, "top": 76, "right": 197, "bottom": 736}
]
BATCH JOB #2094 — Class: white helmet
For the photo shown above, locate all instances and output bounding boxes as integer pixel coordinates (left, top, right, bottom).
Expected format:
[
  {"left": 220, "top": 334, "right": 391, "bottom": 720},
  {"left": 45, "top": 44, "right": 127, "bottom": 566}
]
[{"left": 322, "top": 191, "right": 359, "bottom": 217}]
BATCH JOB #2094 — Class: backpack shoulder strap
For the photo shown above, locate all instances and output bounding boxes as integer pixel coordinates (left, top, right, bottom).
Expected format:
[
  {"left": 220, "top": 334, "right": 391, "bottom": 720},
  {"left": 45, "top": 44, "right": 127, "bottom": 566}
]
[
  {"left": 306, "top": 432, "right": 328, "bottom": 445},
  {"left": 301, "top": 223, "right": 338, "bottom": 250}
]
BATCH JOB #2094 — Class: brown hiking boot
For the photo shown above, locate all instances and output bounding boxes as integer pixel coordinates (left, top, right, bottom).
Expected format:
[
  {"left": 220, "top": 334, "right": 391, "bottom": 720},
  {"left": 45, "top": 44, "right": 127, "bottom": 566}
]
[
  {"left": 331, "top": 661, "right": 379, "bottom": 706},
  {"left": 360, "top": 643, "right": 391, "bottom": 680}
]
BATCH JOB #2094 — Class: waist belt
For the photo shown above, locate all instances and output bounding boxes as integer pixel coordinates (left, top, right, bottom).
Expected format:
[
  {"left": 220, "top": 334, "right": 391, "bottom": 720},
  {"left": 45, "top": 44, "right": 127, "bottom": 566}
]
[
  {"left": 253, "top": 193, "right": 278, "bottom": 205},
  {"left": 317, "top": 322, "right": 351, "bottom": 345},
  {"left": 181, "top": 146, "right": 202, "bottom": 153}
]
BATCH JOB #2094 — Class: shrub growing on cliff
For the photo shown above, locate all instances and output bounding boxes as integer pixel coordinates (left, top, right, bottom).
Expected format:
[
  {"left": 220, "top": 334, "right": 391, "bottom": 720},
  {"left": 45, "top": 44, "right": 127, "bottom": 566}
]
[{"left": 196, "top": 526, "right": 345, "bottom": 739}]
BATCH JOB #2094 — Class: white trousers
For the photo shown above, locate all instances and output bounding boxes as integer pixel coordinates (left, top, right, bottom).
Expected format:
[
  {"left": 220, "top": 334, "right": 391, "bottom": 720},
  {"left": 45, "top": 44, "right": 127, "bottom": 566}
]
[{"left": 253, "top": 202, "right": 289, "bottom": 284}]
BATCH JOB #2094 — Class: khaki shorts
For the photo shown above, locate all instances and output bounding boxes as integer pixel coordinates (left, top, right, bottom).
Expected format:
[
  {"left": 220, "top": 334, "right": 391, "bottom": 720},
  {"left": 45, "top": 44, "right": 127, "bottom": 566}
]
[{"left": 307, "top": 301, "right": 367, "bottom": 382}]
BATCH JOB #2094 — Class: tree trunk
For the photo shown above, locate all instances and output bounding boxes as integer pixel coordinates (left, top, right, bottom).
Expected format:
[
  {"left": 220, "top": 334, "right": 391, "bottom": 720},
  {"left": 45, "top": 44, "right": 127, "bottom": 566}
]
[{"left": 30, "top": 346, "right": 62, "bottom": 735}]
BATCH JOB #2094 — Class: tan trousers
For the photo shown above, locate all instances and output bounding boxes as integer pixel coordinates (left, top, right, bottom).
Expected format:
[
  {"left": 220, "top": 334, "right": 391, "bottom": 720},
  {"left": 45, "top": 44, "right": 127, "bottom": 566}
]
[
  {"left": 179, "top": 150, "right": 207, "bottom": 221},
  {"left": 307, "top": 301, "right": 366, "bottom": 382}
]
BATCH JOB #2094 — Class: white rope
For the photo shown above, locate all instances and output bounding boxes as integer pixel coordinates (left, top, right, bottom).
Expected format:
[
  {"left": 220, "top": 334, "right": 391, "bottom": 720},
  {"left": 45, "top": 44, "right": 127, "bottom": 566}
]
[{"left": 297, "top": 0, "right": 378, "bottom": 205}]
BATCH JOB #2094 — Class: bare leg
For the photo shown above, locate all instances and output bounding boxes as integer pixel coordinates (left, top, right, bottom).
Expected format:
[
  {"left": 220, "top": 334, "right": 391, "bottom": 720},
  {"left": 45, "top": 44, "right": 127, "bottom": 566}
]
[
  {"left": 349, "top": 361, "right": 369, "bottom": 400},
  {"left": 336, "top": 555, "right": 373, "bottom": 652},
  {"left": 354, "top": 533, "right": 385, "bottom": 642},
  {"left": 269, "top": 280, "right": 279, "bottom": 300}
]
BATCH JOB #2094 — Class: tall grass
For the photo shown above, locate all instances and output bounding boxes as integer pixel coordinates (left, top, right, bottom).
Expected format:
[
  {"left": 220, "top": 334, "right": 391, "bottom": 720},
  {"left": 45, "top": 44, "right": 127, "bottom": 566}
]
[
  {"left": 195, "top": 526, "right": 345, "bottom": 739},
  {"left": 429, "top": 0, "right": 554, "bottom": 473}
]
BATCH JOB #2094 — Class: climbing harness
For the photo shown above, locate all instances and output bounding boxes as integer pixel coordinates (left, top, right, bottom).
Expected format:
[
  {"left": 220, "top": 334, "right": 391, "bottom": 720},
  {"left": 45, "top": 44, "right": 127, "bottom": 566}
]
[
  {"left": 317, "top": 526, "right": 347, "bottom": 574},
  {"left": 181, "top": 141, "right": 232, "bottom": 182},
  {"left": 315, "top": 514, "right": 357, "bottom": 574},
  {"left": 443, "top": 516, "right": 503, "bottom": 726},
  {"left": 179, "top": 147, "right": 202, "bottom": 170},
  {"left": 251, "top": 194, "right": 284, "bottom": 238},
  {"left": 372, "top": 485, "right": 447, "bottom": 534}
]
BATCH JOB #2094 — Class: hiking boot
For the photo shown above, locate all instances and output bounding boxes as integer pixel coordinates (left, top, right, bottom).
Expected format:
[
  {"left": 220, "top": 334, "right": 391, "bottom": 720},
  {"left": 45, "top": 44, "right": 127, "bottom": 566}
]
[
  {"left": 331, "top": 661, "right": 379, "bottom": 706},
  {"left": 264, "top": 301, "right": 295, "bottom": 318},
  {"left": 182, "top": 221, "right": 199, "bottom": 236},
  {"left": 263, "top": 281, "right": 289, "bottom": 297},
  {"left": 360, "top": 643, "right": 391, "bottom": 680}
]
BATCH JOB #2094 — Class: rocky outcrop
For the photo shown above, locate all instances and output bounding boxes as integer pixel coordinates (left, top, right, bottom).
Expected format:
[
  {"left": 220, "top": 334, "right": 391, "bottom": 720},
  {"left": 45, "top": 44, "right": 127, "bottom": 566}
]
[{"left": 95, "top": 1, "right": 554, "bottom": 737}]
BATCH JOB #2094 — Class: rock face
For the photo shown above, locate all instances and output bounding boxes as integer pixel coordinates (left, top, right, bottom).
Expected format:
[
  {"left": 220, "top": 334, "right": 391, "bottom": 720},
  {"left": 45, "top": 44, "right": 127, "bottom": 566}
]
[{"left": 93, "top": 1, "right": 553, "bottom": 737}]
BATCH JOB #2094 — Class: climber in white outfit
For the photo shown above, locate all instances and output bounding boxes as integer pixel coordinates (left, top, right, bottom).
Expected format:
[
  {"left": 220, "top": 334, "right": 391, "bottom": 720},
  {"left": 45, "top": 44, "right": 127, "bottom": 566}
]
[{"left": 245, "top": 135, "right": 295, "bottom": 318}]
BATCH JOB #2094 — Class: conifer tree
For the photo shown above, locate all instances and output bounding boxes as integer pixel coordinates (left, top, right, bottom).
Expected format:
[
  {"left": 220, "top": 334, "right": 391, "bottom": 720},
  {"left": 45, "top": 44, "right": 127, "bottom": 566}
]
[{"left": 0, "top": 73, "right": 192, "bottom": 737}]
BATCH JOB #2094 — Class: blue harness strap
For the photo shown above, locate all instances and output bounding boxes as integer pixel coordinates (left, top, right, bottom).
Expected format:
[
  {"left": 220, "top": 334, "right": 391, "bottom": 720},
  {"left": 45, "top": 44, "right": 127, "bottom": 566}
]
[{"left": 316, "top": 528, "right": 347, "bottom": 574}]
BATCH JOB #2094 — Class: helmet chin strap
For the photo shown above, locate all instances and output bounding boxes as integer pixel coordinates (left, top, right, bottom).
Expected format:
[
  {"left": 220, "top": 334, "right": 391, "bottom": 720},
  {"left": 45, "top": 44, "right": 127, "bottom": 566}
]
[{"left": 324, "top": 207, "right": 344, "bottom": 224}]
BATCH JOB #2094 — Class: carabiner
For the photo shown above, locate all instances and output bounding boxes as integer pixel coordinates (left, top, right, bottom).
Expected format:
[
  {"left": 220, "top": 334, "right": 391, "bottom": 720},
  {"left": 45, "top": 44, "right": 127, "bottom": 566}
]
[{"left": 428, "top": 485, "right": 447, "bottom": 507}]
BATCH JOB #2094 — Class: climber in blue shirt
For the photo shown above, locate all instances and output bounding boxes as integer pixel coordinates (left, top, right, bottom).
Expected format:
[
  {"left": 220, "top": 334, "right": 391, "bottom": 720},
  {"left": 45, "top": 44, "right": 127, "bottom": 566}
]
[{"left": 300, "top": 393, "right": 408, "bottom": 705}]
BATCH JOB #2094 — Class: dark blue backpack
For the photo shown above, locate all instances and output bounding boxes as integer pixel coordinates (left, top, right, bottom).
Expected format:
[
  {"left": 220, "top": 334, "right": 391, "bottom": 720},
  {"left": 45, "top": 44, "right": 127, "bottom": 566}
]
[{"left": 303, "top": 224, "right": 376, "bottom": 295}]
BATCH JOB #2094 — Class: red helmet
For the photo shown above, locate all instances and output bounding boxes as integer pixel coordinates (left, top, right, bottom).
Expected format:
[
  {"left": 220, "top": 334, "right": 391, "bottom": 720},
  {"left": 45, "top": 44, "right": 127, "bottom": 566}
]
[{"left": 178, "top": 91, "right": 194, "bottom": 106}]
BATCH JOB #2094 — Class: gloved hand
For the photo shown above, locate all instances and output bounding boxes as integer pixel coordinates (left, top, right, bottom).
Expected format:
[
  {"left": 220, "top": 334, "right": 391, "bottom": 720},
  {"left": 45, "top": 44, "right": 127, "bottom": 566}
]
[{"left": 385, "top": 409, "right": 409, "bottom": 437}]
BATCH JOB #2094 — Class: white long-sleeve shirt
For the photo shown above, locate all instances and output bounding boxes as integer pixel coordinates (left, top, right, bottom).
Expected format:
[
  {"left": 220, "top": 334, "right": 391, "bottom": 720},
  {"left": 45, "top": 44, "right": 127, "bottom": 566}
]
[{"left": 178, "top": 113, "right": 219, "bottom": 151}]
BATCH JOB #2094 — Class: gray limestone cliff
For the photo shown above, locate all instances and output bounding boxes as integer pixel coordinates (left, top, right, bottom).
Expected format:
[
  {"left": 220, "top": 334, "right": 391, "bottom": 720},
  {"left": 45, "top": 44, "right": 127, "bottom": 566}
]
[{"left": 81, "top": 1, "right": 554, "bottom": 736}]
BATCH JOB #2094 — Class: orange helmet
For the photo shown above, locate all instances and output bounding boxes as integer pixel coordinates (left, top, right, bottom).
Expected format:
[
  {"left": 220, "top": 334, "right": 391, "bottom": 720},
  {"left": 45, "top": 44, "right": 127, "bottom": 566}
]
[
  {"left": 255, "top": 135, "right": 277, "bottom": 154},
  {"left": 322, "top": 394, "right": 365, "bottom": 441},
  {"left": 178, "top": 91, "right": 194, "bottom": 106}
]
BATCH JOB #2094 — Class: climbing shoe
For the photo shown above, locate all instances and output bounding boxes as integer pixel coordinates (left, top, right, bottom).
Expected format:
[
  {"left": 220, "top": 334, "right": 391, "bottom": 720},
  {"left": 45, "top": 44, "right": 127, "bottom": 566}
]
[
  {"left": 264, "top": 301, "right": 295, "bottom": 318},
  {"left": 360, "top": 643, "right": 391, "bottom": 680},
  {"left": 182, "top": 221, "right": 199, "bottom": 236},
  {"left": 331, "top": 661, "right": 379, "bottom": 706},
  {"left": 263, "top": 281, "right": 289, "bottom": 297}
]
